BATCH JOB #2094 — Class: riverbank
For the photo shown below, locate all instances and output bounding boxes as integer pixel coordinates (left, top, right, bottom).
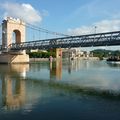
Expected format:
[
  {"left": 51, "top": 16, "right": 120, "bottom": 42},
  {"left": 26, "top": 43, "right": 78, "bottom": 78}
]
[
  {"left": 30, "top": 57, "right": 99, "bottom": 62},
  {"left": 30, "top": 58, "right": 49, "bottom": 62}
]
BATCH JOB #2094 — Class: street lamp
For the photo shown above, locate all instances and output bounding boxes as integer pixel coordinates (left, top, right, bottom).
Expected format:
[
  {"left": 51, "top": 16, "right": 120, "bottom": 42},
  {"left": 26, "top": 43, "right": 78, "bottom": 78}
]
[{"left": 94, "top": 26, "right": 97, "bottom": 34}]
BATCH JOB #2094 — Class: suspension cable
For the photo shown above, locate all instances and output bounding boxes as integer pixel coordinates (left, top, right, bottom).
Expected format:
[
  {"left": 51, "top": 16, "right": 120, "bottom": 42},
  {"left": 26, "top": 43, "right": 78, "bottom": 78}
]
[
  {"left": 26, "top": 23, "right": 71, "bottom": 37},
  {"left": 3, "top": 18, "right": 71, "bottom": 38}
]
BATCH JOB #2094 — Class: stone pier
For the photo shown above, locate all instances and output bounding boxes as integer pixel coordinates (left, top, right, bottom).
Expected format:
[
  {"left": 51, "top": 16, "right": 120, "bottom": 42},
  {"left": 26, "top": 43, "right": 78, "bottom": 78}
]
[{"left": 0, "top": 53, "right": 29, "bottom": 64}]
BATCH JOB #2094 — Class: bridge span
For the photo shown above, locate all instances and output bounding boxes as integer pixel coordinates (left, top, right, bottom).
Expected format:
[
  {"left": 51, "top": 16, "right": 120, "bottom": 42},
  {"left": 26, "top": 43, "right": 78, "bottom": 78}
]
[
  {"left": 0, "top": 17, "right": 120, "bottom": 63},
  {"left": 1, "top": 30, "right": 120, "bottom": 51}
]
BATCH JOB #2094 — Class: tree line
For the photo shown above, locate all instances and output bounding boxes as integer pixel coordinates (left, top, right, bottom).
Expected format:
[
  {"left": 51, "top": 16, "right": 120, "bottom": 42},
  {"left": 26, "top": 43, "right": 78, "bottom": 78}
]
[
  {"left": 28, "top": 50, "right": 56, "bottom": 58},
  {"left": 91, "top": 49, "right": 120, "bottom": 60}
]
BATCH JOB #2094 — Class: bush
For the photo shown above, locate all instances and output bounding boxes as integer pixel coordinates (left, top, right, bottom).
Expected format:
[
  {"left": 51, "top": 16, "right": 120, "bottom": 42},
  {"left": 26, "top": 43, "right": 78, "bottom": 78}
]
[{"left": 28, "top": 51, "right": 56, "bottom": 58}]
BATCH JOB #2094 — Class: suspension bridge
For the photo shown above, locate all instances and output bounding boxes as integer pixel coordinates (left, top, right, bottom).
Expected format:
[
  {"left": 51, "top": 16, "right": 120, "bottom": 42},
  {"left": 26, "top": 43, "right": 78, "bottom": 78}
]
[
  {"left": 0, "top": 17, "right": 120, "bottom": 63},
  {"left": 9, "top": 31, "right": 120, "bottom": 51}
]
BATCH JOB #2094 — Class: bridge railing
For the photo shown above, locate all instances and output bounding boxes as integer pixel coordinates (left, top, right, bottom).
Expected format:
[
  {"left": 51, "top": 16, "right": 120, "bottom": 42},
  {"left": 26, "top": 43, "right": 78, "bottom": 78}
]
[
  {"left": 1, "top": 31, "right": 120, "bottom": 51},
  {"left": 48, "top": 31, "right": 120, "bottom": 48},
  {"left": 10, "top": 39, "right": 51, "bottom": 50}
]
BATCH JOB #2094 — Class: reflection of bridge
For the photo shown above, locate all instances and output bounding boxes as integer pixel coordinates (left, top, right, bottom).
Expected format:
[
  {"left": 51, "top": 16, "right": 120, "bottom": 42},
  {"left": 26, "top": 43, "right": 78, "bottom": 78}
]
[
  {"left": 0, "top": 64, "right": 29, "bottom": 110},
  {"left": 0, "top": 17, "right": 120, "bottom": 63},
  {"left": 0, "top": 62, "right": 119, "bottom": 112},
  {"left": 50, "top": 60, "right": 62, "bottom": 80},
  {"left": 0, "top": 61, "right": 62, "bottom": 110}
]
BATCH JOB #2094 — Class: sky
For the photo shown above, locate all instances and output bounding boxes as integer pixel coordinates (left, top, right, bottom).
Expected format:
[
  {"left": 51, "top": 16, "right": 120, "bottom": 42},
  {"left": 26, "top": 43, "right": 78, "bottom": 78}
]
[{"left": 0, "top": 0, "right": 120, "bottom": 50}]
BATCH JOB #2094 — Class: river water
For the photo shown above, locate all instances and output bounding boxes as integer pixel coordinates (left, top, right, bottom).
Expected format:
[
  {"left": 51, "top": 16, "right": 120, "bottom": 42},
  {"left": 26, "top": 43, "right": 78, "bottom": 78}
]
[{"left": 0, "top": 59, "right": 120, "bottom": 120}]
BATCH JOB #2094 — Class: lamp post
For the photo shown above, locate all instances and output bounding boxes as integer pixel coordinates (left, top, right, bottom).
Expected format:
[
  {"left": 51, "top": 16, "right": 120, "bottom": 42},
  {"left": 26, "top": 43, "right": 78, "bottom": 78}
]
[{"left": 94, "top": 26, "right": 97, "bottom": 34}]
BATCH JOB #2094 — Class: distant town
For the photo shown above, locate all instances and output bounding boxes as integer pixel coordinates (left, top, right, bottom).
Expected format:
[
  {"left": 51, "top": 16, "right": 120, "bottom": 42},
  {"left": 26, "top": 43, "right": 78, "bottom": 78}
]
[{"left": 27, "top": 48, "right": 120, "bottom": 60}]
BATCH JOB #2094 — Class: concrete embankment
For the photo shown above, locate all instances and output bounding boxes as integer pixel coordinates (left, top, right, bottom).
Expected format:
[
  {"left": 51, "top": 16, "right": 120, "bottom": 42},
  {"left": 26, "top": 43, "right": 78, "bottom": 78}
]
[
  {"left": 30, "top": 57, "right": 99, "bottom": 62},
  {"left": 30, "top": 58, "right": 49, "bottom": 62},
  {"left": 30, "top": 58, "right": 57, "bottom": 62}
]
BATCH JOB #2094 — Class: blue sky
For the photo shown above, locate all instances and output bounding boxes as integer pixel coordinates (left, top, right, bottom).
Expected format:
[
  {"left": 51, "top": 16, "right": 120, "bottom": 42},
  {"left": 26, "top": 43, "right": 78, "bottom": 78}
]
[
  {"left": 0, "top": 0, "right": 120, "bottom": 33},
  {"left": 0, "top": 0, "right": 120, "bottom": 50}
]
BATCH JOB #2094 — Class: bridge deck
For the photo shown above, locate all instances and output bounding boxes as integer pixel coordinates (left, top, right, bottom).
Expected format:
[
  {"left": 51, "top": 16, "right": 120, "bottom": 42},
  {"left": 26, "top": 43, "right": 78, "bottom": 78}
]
[{"left": 0, "top": 31, "right": 120, "bottom": 51}]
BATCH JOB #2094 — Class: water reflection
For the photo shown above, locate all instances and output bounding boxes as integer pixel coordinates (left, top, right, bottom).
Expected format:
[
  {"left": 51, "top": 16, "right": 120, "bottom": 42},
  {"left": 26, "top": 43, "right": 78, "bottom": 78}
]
[
  {"left": 66, "top": 59, "right": 120, "bottom": 73},
  {"left": 2, "top": 77, "right": 26, "bottom": 110},
  {"left": 50, "top": 60, "right": 62, "bottom": 80},
  {"left": 107, "top": 62, "right": 120, "bottom": 68},
  {"left": 0, "top": 64, "right": 29, "bottom": 110},
  {"left": 67, "top": 59, "right": 84, "bottom": 74},
  {"left": 0, "top": 64, "right": 29, "bottom": 78},
  {"left": 10, "top": 64, "right": 29, "bottom": 78},
  {"left": 0, "top": 61, "right": 120, "bottom": 109},
  {"left": 0, "top": 60, "right": 120, "bottom": 119}
]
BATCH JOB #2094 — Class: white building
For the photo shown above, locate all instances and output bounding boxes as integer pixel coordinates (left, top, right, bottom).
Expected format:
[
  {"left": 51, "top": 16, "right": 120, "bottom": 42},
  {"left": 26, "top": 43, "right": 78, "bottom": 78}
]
[{"left": 62, "top": 48, "right": 84, "bottom": 59}]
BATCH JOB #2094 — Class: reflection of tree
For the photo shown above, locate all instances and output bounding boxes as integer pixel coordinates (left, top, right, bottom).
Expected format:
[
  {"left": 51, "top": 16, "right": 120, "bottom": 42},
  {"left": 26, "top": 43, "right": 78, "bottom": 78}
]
[
  {"left": 50, "top": 60, "right": 62, "bottom": 80},
  {"left": 107, "top": 62, "right": 120, "bottom": 68}
]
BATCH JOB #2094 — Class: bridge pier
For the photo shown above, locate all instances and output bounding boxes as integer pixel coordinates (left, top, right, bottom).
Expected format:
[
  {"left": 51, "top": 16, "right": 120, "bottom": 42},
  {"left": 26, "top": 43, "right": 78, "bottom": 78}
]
[
  {"left": 49, "top": 48, "right": 62, "bottom": 59},
  {"left": 56, "top": 48, "right": 62, "bottom": 59},
  {"left": 0, "top": 53, "right": 29, "bottom": 64}
]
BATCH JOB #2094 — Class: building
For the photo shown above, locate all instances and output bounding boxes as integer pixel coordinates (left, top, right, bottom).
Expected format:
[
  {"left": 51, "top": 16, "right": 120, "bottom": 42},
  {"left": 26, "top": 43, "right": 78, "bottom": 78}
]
[{"left": 62, "top": 48, "right": 84, "bottom": 59}]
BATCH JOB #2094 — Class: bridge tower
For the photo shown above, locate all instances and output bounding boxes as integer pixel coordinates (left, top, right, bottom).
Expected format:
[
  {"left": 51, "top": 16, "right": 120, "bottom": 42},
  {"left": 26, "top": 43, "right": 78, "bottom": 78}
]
[{"left": 0, "top": 17, "right": 29, "bottom": 63}]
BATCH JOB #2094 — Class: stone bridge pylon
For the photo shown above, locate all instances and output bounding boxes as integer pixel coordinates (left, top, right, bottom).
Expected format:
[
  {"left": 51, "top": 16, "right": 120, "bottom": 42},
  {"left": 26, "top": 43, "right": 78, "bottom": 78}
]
[{"left": 0, "top": 17, "right": 29, "bottom": 63}]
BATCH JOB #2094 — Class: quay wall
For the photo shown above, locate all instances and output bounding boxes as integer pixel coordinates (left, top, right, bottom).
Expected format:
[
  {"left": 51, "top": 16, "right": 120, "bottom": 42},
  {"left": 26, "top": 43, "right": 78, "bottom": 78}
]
[{"left": 30, "top": 57, "right": 99, "bottom": 62}]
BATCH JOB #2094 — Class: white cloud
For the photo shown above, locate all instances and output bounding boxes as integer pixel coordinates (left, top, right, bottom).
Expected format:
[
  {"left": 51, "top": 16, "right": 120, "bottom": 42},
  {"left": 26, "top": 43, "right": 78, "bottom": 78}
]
[
  {"left": 1, "top": 2, "right": 42, "bottom": 24},
  {"left": 68, "top": 19, "right": 120, "bottom": 35}
]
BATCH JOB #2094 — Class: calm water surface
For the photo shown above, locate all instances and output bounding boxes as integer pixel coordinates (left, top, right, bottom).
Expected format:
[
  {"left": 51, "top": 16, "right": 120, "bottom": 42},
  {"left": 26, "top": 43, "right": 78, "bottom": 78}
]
[{"left": 0, "top": 60, "right": 120, "bottom": 120}]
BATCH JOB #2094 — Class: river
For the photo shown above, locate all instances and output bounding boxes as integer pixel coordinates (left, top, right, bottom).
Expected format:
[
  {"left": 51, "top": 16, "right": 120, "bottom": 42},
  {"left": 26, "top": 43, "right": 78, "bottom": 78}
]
[{"left": 0, "top": 59, "right": 120, "bottom": 120}]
